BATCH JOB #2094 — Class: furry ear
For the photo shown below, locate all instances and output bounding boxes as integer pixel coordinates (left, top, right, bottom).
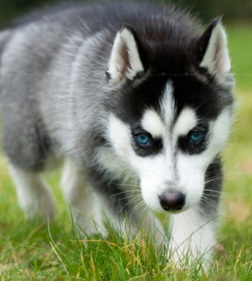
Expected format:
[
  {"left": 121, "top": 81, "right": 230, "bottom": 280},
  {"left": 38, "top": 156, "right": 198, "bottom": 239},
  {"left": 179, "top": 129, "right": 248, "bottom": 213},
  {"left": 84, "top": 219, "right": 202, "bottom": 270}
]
[
  {"left": 198, "top": 17, "right": 231, "bottom": 80},
  {"left": 106, "top": 26, "right": 145, "bottom": 85}
]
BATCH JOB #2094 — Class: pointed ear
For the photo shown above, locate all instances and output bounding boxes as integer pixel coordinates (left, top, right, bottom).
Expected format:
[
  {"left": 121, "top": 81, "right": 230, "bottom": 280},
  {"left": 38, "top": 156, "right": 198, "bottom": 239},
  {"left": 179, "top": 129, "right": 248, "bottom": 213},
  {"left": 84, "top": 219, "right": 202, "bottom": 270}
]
[
  {"left": 106, "top": 26, "right": 145, "bottom": 85},
  {"left": 198, "top": 17, "right": 231, "bottom": 80}
]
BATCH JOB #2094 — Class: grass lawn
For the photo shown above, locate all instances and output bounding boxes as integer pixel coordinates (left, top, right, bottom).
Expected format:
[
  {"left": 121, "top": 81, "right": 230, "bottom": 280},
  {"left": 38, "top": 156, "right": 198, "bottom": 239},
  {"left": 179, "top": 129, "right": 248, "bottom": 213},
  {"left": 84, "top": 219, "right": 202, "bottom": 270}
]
[{"left": 0, "top": 24, "right": 252, "bottom": 280}]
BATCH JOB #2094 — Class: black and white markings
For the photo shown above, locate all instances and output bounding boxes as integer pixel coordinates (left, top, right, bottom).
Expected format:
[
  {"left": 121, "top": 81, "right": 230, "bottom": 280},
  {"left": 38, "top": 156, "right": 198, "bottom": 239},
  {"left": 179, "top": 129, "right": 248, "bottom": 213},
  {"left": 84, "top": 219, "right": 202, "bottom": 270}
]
[{"left": 129, "top": 82, "right": 211, "bottom": 157}]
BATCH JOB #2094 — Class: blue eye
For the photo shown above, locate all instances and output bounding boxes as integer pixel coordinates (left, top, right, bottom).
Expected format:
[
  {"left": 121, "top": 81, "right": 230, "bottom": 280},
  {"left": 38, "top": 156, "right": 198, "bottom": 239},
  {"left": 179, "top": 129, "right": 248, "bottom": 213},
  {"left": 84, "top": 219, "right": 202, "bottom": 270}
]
[
  {"left": 190, "top": 131, "right": 204, "bottom": 144},
  {"left": 135, "top": 133, "right": 151, "bottom": 147}
]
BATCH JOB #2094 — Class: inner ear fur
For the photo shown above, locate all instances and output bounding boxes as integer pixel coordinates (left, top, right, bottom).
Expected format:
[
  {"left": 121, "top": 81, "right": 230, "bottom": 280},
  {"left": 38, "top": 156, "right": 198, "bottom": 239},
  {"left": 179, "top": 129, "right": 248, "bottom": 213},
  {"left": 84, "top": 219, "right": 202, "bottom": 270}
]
[
  {"left": 107, "top": 25, "right": 145, "bottom": 85},
  {"left": 197, "top": 17, "right": 231, "bottom": 81}
]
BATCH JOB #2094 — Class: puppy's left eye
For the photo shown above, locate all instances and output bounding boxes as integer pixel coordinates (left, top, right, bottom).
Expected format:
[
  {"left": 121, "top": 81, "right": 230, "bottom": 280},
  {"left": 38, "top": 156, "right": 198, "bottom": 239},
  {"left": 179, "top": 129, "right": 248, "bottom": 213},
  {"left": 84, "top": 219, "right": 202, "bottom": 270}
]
[
  {"left": 189, "top": 131, "right": 205, "bottom": 144},
  {"left": 178, "top": 126, "right": 208, "bottom": 154}
]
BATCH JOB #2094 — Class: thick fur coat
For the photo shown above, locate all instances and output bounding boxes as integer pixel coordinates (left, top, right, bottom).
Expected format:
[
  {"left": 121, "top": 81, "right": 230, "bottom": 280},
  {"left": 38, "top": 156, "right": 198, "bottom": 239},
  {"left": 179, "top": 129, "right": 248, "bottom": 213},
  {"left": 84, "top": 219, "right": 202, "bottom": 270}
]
[{"left": 0, "top": 2, "right": 234, "bottom": 268}]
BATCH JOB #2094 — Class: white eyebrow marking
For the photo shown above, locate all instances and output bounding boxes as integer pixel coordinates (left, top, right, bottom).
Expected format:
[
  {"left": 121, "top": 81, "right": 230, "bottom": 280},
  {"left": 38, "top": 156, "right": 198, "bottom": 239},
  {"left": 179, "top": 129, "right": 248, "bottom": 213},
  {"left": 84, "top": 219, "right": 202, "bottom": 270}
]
[
  {"left": 141, "top": 109, "right": 165, "bottom": 137},
  {"left": 173, "top": 107, "right": 197, "bottom": 138}
]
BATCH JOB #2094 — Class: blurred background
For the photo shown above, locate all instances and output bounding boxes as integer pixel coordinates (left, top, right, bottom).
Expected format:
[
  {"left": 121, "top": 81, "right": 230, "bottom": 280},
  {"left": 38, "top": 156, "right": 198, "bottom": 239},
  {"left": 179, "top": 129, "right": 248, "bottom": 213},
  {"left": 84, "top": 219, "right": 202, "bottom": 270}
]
[{"left": 0, "top": 0, "right": 252, "bottom": 26}]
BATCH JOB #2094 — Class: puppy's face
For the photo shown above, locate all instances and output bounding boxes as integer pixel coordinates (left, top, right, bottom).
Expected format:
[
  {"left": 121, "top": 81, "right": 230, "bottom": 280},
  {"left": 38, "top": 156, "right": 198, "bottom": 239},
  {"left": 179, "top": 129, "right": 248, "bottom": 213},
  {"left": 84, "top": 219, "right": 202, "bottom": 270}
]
[{"left": 106, "top": 79, "right": 233, "bottom": 213}]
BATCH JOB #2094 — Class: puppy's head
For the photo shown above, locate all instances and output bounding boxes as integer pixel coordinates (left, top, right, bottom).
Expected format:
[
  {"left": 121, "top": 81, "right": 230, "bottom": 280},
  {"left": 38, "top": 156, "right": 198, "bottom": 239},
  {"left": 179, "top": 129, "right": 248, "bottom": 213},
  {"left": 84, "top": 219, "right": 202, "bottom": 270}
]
[{"left": 104, "top": 19, "right": 234, "bottom": 213}]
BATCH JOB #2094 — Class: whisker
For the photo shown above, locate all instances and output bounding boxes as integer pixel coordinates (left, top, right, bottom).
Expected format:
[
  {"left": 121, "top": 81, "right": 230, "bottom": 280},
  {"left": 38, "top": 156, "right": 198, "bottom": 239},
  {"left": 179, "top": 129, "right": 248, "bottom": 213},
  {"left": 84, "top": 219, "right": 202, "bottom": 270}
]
[
  {"left": 200, "top": 196, "right": 222, "bottom": 211},
  {"left": 112, "top": 183, "right": 141, "bottom": 188},
  {"left": 204, "top": 176, "right": 223, "bottom": 184},
  {"left": 107, "top": 190, "right": 141, "bottom": 199},
  {"left": 129, "top": 200, "right": 147, "bottom": 218},
  {"left": 204, "top": 189, "right": 223, "bottom": 193},
  {"left": 116, "top": 195, "right": 143, "bottom": 216},
  {"left": 204, "top": 189, "right": 229, "bottom": 199}
]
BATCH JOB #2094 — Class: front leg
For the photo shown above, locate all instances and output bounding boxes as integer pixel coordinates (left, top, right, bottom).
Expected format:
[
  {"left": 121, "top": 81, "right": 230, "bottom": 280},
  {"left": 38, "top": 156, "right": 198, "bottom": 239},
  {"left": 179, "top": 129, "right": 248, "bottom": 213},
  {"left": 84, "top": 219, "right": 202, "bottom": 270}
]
[
  {"left": 168, "top": 206, "right": 217, "bottom": 268},
  {"left": 61, "top": 159, "right": 107, "bottom": 237}
]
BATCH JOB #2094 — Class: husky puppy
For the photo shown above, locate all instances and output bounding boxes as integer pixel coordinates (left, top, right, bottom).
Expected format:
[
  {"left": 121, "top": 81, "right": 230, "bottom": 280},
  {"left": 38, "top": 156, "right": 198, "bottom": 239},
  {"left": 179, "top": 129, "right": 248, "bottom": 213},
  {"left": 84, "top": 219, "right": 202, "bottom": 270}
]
[{"left": 0, "top": 2, "right": 234, "bottom": 267}]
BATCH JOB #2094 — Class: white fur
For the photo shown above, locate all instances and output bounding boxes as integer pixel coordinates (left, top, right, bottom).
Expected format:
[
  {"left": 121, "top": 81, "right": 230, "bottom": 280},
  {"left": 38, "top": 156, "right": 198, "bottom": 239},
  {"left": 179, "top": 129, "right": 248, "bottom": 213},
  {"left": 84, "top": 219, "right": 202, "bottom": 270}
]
[
  {"left": 141, "top": 109, "right": 165, "bottom": 137},
  {"left": 173, "top": 108, "right": 197, "bottom": 139},
  {"left": 139, "top": 153, "right": 176, "bottom": 212},
  {"left": 108, "top": 27, "right": 144, "bottom": 84},
  {"left": 200, "top": 22, "right": 231, "bottom": 81},
  {"left": 8, "top": 163, "right": 55, "bottom": 220},
  {"left": 107, "top": 113, "right": 133, "bottom": 160},
  {"left": 208, "top": 108, "right": 232, "bottom": 152}
]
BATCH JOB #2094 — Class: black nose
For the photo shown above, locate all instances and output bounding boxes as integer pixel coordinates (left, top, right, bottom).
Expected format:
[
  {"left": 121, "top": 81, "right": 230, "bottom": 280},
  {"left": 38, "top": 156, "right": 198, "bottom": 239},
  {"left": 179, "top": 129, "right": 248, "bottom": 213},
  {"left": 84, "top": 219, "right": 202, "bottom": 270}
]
[{"left": 159, "top": 191, "right": 185, "bottom": 211}]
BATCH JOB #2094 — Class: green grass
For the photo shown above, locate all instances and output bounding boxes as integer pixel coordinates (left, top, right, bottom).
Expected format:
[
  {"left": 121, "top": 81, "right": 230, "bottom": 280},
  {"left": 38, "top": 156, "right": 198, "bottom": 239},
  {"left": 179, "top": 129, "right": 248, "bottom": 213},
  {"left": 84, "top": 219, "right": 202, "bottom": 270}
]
[
  {"left": 0, "top": 25, "right": 252, "bottom": 280},
  {"left": 228, "top": 24, "right": 252, "bottom": 90}
]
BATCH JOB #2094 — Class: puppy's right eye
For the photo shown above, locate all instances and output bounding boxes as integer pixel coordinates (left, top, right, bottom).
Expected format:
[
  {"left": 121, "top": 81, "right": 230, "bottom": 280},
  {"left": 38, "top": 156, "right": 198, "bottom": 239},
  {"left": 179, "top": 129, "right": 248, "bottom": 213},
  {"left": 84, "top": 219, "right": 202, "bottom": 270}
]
[
  {"left": 134, "top": 133, "right": 152, "bottom": 147},
  {"left": 131, "top": 127, "right": 163, "bottom": 157}
]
